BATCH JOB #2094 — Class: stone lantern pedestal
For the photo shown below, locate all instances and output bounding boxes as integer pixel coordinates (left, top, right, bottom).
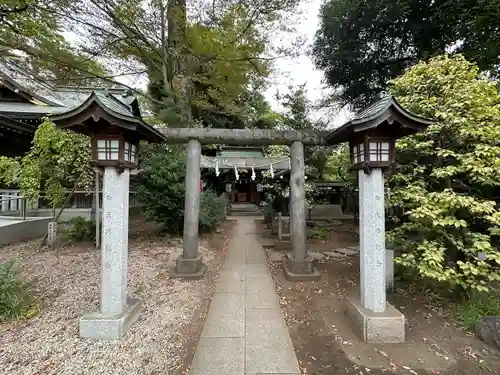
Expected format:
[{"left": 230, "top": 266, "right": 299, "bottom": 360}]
[
  {"left": 79, "top": 167, "right": 141, "bottom": 340},
  {"left": 345, "top": 169, "right": 404, "bottom": 343}
]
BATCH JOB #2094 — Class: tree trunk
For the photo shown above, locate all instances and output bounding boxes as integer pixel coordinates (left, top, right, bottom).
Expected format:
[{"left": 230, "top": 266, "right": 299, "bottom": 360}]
[{"left": 167, "top": 0, "right": 192, "bottom": 126}]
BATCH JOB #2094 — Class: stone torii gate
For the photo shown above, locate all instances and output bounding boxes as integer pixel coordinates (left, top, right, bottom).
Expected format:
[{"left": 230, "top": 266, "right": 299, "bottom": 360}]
[{"left": 165, "top": 128, "right": 329, "bottom": 281}]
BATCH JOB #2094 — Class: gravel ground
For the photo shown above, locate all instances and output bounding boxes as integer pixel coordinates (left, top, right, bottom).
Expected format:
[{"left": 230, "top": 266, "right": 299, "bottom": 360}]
[{"left": 0, "top": 225, "right": 223, "bottom": 375}]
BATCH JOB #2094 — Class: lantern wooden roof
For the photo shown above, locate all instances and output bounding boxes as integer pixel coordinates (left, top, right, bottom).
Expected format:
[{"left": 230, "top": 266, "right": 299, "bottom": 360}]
[
  {"left": 326, "top": 96, "right": 433, "bottom": 144},
  {"left": 50, "top": 91, "right": 166, "bottom": 143}
]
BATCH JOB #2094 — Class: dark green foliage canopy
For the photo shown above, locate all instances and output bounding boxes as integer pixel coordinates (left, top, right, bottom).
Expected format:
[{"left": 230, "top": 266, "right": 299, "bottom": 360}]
[
  {"left": 136, "top": 144, "right": 188, "bottom": 233},
  {"left": 312, "top": 0, "right": 500, "bottom": 110},
  {"left": 1, "top": 0, "right": 105, "bottom": 84},
  {"left": 136, "top": 144, "right": 227, "bottom": 233}
]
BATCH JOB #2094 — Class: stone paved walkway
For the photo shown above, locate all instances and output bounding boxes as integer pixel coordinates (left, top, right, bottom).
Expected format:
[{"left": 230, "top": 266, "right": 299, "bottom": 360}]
[{"left": 189, "top": 218, "right": 300, "bottom": 375}]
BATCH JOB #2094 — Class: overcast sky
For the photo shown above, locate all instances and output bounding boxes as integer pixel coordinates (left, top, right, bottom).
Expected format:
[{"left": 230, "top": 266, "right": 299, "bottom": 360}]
[{"left": 264, "top": 0, "right": 350, "bottom": 127}]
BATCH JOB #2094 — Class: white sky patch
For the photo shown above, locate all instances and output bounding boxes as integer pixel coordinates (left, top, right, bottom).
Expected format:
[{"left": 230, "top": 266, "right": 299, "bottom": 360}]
[
  {"left": 445, "top": 39, "right": 465, "bottom": 53},
  {"left": 264, "top": 0, "right": 350, "bottom": 128}
]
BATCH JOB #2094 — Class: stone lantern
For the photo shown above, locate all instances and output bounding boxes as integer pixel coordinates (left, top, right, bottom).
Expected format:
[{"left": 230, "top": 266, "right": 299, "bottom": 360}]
[
  {"left": 51, "top": 91, "right": 166, "bottom": 340},
  {"left": 326, "top": 96, "right": 433, "bottom": 343}
]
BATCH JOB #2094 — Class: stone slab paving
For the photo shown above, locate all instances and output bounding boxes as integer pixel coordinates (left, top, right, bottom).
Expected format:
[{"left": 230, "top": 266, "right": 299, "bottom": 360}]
[{"left": 189, "top": 218, "right": 300, "bottom": 375}]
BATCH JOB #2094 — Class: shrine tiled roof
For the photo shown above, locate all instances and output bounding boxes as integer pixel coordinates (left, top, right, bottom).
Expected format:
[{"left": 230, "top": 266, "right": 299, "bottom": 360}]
[
  {"left": 50, "top": 91, "right": 166, "bottom": 143},
  {"left": 217, "top": 146, "right": 266, "bottom": 158},
  {"left": 0, "top": 60, "right": 66, "bottom": 107},
  {"left": 0, "top": 59, "right": 141, "bottom": 121},
  {"left": 351, "top": 96, "right": 393, "bottom": 123}
]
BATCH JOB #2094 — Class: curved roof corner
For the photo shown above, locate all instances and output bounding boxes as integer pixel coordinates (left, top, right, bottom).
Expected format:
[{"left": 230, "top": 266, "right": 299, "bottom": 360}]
[
  {"left": 50, "top": 91, "right": 166, "bottom": 143},
  {"left": 326, "top": 96, "right": 434, "bottom": 145}
]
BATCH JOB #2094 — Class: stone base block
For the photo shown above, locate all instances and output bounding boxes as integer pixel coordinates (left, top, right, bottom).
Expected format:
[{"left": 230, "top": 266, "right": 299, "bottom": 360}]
[
  {"left": 275, "top": 240, "right": 292, "bottom": 251},
  {"left": 346, "top": 296, "right": 405, "bottom": 343},
  {"left": 283, "top": 253, "right": 321, "bottom": 281},
  {"left": 171, "top": 254, "right": 207, "bottom": 279},
  {"left": 260, "top": 238, "right": 276, "bottom": 248},
  {"left": 278, "top": 233, "right": 290, "bottom": 241},
  {"left": 79, "top": 297, "right": 141, "bottom": 340}
]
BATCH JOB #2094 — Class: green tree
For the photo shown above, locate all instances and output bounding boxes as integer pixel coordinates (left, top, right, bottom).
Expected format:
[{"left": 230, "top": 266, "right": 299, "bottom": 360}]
[
  {"left": 387, "top": 55, "right": 500, "bottom": 292},
  {"left": 276, "top": 84, "right": 313, "bottom": 130},
  {"left": 3, "top": 1, "right": 302, "bottom": 128},
  {"left": 323, "top": 145, "right": 355, "bottom": 185},
  {"left": 275, "top": 84, "right": 333, "bottom": 179},
  {"left": 245, "top": 89, "right": 280, "bottom": 129},
  {"left": 19, "top": 120, "right": 93, "bottom": 208},
  {"left": 0, "top": 157, "right": 21, "bottom": 186},
  {"left": 136, "top": 143, "right": 226, "bottom": 233},
  {"left": 15, "top": 0, "right": 300, "bottom": 127},
  {"left": 136, "top": 144, "right": 187, "bottom": 233},
  {"left": 0, "top": 121, "right": 92, "bottom": 209},
  {"left": 1, "top": 0, "right": 105, "bottom": 84},
  {"left": 312, "top": 0, "right": 500, "bottom": 110}
]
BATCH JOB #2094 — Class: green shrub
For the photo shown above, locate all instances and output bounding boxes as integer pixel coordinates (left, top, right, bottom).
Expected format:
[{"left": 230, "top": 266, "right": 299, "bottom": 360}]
[
  {"left": 137, "top": 144, "right": 228, "bottom": 234},
  {"left": 136, "top": 144, "right": 187, "bottom": 233},
  {"left": 0, "top": 261, "right": 37, "bottom": 321},
  {"left": 63, "top": 216, "right": 97, "bottom": 243},
  {"left": 307, "top": 225, "right": 329, "bottom": 240},
  {"left": 458, "top": 292, "right": 500, "bottom": 329},
  {"left": 199, "top": 190, "right": 228, "bottom": 233},
  {"left": 388, "top": 55, "right": 500, "bottom": 292}
]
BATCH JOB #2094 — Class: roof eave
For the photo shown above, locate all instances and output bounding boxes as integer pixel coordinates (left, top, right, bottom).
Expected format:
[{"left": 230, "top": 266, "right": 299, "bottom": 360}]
[
  {"left": 0, "top": 114, "right": 37, "bottom": 134},
  {"left": 390, "top": 99, "right": 434, "bottom": 125},
  {"left": 50, "top": 92, "right": 166, "bottom": 144},
  {"left": 325, "top": 96, "right": 433, "bottom": 144},
  {"left": 0, "top": 69, "right": 65, "bottom": 108},
  {"left": 50, "top": 92, "right": 101, "bottom": 122}
]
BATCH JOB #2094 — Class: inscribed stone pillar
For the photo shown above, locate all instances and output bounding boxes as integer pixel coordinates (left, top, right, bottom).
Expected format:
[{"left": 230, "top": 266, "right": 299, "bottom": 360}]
[
  {"left": 173, "top": 140, "right": 206, "bottom": 279},
  {"left": 290, "top": 141, "right": 306, "bottom": 261},
  {"left": 358, "top": 169, "right": 386, "bottom": 312},
  {"left": 283, "top": 141, "right": 320, "bottom": 281},
  {"left": 100, "top": 167, "right": 129, "bottom": 315},
  {"left": 79, "top": 167, "right": 141, "bottom": 340},
  {"left": 47, "top": 222, "right": 57, "bottom": 246}
]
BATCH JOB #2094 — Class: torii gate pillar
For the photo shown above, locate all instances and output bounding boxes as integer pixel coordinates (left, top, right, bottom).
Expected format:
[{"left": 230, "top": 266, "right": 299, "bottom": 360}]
[
  {"left": 172, "top": 139, "right": 207, "bottom": 279},
  {"left": 284, "top": 141, "right": 320, "bottom": 281}
]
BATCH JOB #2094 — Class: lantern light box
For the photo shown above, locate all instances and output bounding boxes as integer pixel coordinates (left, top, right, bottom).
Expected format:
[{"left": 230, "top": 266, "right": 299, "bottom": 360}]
[
  {"left": 92, "top": 134, "right": 139, "bottom": 169},
  {"left": 350, "top": 137, "right": 394, "bottom": 169}
]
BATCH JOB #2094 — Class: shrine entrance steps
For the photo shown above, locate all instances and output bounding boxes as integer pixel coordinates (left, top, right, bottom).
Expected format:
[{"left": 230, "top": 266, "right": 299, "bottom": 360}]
[
  {"left": 230, "top": 203, "right": 262, "bottom": 216},
  {"left": 189, "top": 218, "right": 300, "bottom": 375}
]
